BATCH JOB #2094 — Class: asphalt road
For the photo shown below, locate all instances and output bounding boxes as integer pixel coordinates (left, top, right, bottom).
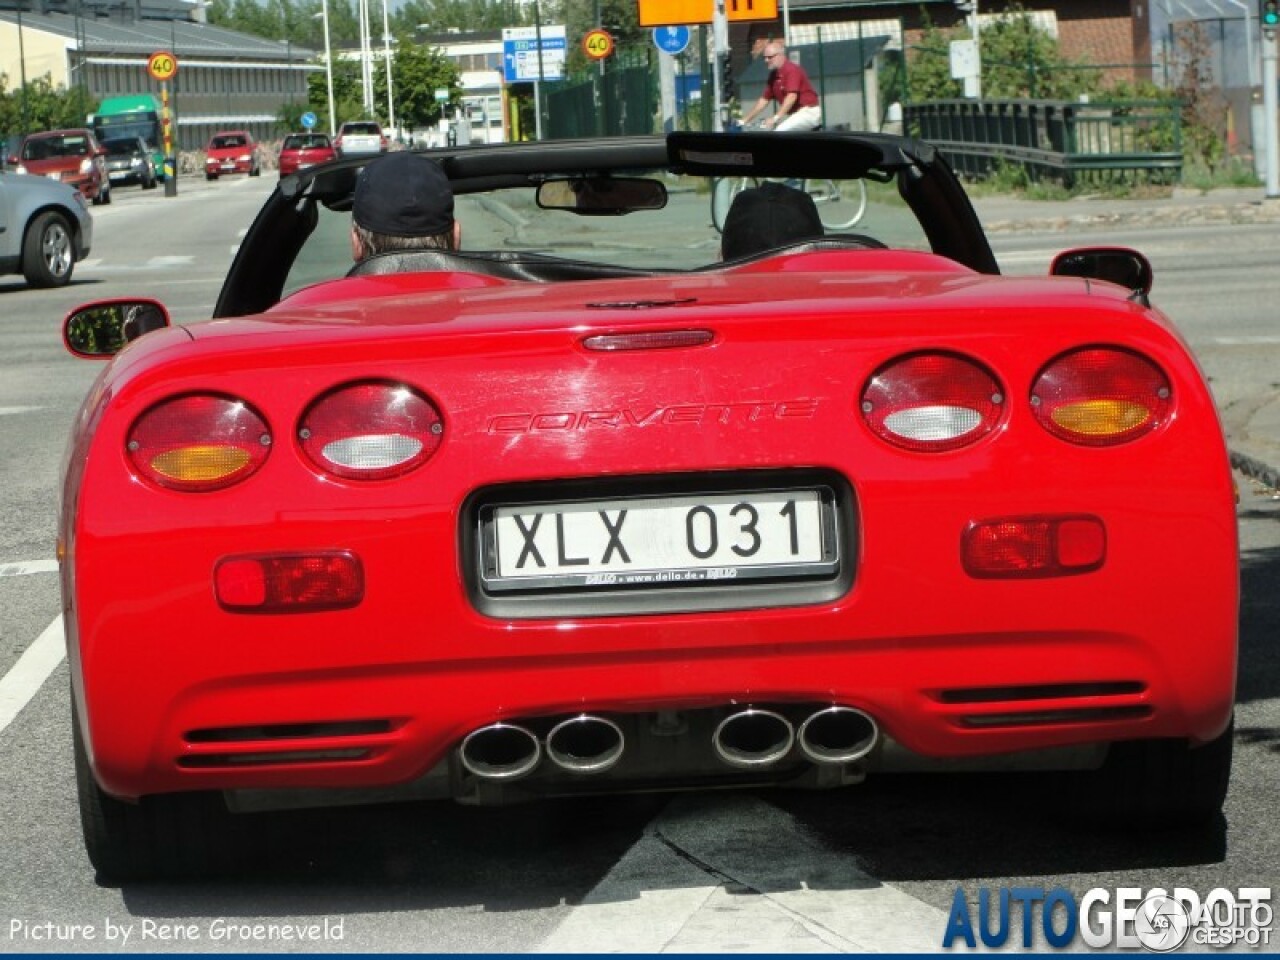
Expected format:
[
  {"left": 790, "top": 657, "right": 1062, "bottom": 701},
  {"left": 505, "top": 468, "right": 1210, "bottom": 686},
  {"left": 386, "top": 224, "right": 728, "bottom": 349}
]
[{"left": 0, "top": 176, "right": 1276, "bottom": 953}]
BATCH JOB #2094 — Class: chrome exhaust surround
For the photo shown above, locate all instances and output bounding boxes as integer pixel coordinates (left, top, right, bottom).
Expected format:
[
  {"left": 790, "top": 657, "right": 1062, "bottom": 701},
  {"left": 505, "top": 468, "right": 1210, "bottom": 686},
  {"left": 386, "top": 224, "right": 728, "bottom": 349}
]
[
  {"left": 546, "top": 714, "right": 625, "bottom": 774},
  {"left": 798, "top": 706, "right": 879, "bottom": 764},
  {"left": 712, "top": 708, "right": 795, "bottom": 768},
  {"left": 459, "top": 723, "right": 541, "bottom": 781}
]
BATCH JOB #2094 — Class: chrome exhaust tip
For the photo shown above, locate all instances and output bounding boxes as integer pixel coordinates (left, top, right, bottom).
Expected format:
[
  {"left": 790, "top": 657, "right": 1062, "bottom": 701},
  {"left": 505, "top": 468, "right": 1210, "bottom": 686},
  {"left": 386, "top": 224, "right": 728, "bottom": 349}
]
[
  {"left": 798, "top": 706, "right": 879, "bottom": 765},
  {"left": 459, "top": 723, "right": 541, "bottom": 781},
  {"left": 712, "top": 708, "right": 795, "bottom": 768},
  {"left": 546, "top": 714, "right": 625, "bottom": 774}
]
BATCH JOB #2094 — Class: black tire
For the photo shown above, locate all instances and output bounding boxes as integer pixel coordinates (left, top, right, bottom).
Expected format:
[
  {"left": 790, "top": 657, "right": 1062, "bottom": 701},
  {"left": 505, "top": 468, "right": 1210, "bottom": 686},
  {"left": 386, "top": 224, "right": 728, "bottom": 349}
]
[
  {"left": 21, "top": 211, "right": 76, "bottom": 288},
  {"left": 1074, "top": 719, "right": 1233, "bottom": 829},
  {"left": 73, "top": 704, "right": 236, "bottom": 882},
  {"left": 206, "top": 172, "right": 217, "bottom": 181},
  {"left": 250, "top": 164, "right": 261, "bottom": 177},
  {"left": 143, "top": 170, "right": 157, "bottom": 189},
  {"left": 99, "top": 185, "right": 111, "bottom": 205}
]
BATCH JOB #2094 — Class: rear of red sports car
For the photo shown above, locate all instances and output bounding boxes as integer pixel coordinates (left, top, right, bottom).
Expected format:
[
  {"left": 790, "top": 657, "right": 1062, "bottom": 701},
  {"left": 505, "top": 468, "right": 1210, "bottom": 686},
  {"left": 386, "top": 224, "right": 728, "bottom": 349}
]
[{"left": 59, "top": 134, "right": 1238, "bottom": 880}]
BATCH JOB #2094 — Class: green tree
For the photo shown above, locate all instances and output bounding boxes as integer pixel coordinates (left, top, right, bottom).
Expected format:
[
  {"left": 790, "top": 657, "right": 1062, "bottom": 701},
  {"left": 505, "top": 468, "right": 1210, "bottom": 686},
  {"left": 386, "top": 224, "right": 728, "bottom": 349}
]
[
  {"left": 385, "top": 42, "right": 462, "bottom": 131},
  {"left": 908, "top": 5, "right": 1101, "bottom": 102},
  {"left": 0, "top": 74, "right": 97, "bottom": 135}
]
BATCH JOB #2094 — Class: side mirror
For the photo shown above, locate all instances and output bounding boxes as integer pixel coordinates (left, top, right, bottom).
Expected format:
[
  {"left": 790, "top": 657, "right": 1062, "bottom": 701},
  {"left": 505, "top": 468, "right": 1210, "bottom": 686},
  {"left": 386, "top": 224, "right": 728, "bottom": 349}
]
[
  {"left": 536, "top": 177, "right": 668, "bottom": 216},
  {"left": 1050, "top": 247, "right": 1153, "bottom": 297},
  {"left": 63, "top": 299, "right": 171, "bottom": 358}
]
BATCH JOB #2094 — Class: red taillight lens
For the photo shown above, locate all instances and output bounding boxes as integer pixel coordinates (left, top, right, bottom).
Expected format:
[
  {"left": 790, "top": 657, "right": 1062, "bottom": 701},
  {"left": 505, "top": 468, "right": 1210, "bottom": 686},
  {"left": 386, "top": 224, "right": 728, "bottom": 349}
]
[
  {"left": 299, "top": 381, "right": 443, "bottom": 481},
  {"left": 1031, "top": 347, "right": 1171, "bottom": 446},
  {"left": 128, "top": 394, "right": 270, "bottom": 492},
  {"left": 215, "top": 552, "right": 363, "bottom": 612},
  {"left": 963, "top": 515, "right": 1106, "bottom": 578},
  {"left": 861, "top": 353, "right": 1004, "bottom": 452}
]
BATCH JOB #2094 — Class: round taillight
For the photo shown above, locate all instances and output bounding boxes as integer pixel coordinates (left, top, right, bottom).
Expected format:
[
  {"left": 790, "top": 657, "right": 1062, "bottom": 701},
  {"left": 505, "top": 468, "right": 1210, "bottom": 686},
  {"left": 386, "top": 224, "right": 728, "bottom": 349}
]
[
  {"left": 1031, "top": 347, "right": 1171, "bottom": 446},
  {"left": 861, "top": 353, "right": 1004, "bottom": 452},
  {"left": 127, "top": 394, "right": 271, "bottom": 492},
  {"left": 299, "top": 381, "right": 443, "bottom": 481}
]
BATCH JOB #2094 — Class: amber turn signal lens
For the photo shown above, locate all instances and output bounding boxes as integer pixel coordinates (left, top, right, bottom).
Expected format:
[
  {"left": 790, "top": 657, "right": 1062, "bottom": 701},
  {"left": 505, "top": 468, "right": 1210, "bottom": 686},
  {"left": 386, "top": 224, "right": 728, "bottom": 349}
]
[
  {"left": 1031, "top": 348, "right": 1170, "bottom": 446},
  {"left": 128, "top": 395, "right": 270, "bottom": 491}
]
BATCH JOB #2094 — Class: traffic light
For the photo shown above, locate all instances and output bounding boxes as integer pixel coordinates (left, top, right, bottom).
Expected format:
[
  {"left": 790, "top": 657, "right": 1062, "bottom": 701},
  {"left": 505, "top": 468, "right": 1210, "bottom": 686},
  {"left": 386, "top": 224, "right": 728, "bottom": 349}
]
[
  {"left": 1264, "top": 0, "right": 1280, "bottom": 28},
  {"left": 719, "top": 52, "right": 736, "bottom": 102}
]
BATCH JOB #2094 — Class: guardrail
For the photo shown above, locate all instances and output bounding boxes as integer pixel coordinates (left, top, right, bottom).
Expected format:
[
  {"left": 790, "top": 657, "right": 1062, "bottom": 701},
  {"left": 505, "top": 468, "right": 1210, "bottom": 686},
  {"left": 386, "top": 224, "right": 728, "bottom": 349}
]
[{"left": 904, "top": 99, "right": 1183, "bottom": 186}]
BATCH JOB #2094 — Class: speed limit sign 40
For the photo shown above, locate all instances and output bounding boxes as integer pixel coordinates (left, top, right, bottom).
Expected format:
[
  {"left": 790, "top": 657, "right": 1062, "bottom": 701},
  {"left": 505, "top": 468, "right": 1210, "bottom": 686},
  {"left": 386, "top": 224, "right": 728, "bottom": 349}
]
[
  {"left": 583, "top": 28, "right": 614, "bottom": 60},
  {"left": 147, "top": 51, "right": 178, "bottom": 81}
]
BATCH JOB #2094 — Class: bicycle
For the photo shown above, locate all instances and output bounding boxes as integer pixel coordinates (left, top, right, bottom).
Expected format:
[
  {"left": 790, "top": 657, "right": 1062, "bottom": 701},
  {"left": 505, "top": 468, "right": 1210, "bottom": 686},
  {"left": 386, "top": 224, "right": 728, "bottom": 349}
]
[{"left": 710, "top": 174, "right": 868, "bottom": 234}]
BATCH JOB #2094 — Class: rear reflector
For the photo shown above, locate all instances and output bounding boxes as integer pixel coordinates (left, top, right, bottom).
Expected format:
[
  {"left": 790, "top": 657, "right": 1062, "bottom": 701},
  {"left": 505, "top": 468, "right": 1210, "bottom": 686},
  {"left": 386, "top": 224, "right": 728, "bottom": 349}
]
[
  {"left": 127, "top": 394, "right": 270, "bottom": 492},
  {"left": 215, "top": 552, "right": 363, "bottom": 612},
  {"left": 299, "top": 381, "right": 443, "bottom": 481},
  {"left": 861, "top": 353, "right": 1004, "bottom": 452},
  {"left": 1031, "top": 347, "right": 1170, "bottom": 446},
  {"left": 963, "top": 515, "right": 1106, "bottom": 578}
]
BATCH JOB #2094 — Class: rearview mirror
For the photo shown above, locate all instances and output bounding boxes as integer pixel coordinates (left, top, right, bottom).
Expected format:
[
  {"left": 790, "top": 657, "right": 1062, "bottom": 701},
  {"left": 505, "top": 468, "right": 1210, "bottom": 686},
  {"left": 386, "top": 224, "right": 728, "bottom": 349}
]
[
  {"left": 1050, "top": 247, "right": 1153, "bottom": 296},
  {"left": 63, "top": 299, "right": 171, "bottom": 358},
  {"left": 536, "top": 177, "right": 667, "bottom": 215}
]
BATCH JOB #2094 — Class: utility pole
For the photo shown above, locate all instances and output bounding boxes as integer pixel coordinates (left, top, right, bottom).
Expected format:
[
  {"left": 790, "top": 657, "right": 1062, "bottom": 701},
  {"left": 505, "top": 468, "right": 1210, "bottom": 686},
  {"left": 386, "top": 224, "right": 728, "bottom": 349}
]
[
  {"left": 712, "top": 0, "right": 728, "bottom": 131},
  {"left": 1263, "top": 3, "right": 1280, "bottom": 196}
]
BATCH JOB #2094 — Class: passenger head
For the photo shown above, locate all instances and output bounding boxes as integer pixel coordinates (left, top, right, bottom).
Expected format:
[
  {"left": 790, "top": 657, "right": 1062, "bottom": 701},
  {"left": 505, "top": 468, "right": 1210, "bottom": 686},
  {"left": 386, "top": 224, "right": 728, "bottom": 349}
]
[
  {"left": 720, "top": 182, "right": 823, "bottom": 260},
  {"left": 350, "top": 151, "right": 460, "bottom": 261}
]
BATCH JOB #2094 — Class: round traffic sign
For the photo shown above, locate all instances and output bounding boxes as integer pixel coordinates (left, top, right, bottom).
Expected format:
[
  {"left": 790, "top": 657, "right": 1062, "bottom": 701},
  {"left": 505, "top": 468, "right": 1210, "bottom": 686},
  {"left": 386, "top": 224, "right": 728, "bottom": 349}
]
[
  {"left": 652, "top": 25, "right": 691, "bottom": 55},
  {"left": 147, "top": 51, "right": 178, "bottom": 81},
  {"left": 583, "top": 28, "right": 614, "bottom": 60},
  {"left": 300, "top": 111, "right": 317, "bottom": 129}
]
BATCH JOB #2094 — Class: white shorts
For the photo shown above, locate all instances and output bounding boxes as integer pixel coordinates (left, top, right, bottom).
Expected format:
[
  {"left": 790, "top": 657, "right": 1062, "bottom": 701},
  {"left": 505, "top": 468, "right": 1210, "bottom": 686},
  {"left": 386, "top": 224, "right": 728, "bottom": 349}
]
[{"left": 775, "top": 105, "right": 822, "bottom": 132}]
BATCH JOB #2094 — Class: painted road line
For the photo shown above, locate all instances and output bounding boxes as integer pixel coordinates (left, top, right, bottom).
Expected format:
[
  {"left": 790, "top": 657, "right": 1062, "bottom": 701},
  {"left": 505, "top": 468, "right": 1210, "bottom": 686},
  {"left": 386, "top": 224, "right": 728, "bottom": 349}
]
[
  {"left": 1211, "top": 336, "right": 1280, "bottom": 345},
  {"left": 0, "top": 559, "right": 58, "bottom": 578},
  {"left": 0, "top": 616, "right": 65, "bottom": 736},
  {"left": 538, "top": 793, "right": 948, "bottom": 953},
  {"left": 0, "top": 407, "right": 43, "bottom": 417}
]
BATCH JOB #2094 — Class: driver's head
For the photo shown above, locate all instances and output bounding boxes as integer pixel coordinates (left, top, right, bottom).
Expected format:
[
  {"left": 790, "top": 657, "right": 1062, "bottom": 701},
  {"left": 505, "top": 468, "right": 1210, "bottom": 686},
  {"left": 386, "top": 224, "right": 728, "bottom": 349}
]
[
  {"left": 351, "top": 152, "right": 460, "bottom": 260},
  {"left": 721, "top": 182, "right": 823, "bottom": 260}
]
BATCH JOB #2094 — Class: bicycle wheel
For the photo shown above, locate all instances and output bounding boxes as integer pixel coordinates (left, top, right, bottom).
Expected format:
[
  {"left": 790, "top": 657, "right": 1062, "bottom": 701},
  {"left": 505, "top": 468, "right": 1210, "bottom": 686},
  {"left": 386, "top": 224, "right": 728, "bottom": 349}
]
[
  {"left": 804, "top": 178, "right": 869, "bottom": 232},
  {"left": 711, "top": 176, "right": 757, "bottom": 233}
]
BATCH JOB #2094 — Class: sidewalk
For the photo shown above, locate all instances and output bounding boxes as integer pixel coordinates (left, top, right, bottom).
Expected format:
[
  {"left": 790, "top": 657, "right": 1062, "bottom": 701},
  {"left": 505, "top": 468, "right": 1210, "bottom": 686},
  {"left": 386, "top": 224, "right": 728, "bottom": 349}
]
[{"left": 968, "top": 186, "right": 1280, "bottom": 494}]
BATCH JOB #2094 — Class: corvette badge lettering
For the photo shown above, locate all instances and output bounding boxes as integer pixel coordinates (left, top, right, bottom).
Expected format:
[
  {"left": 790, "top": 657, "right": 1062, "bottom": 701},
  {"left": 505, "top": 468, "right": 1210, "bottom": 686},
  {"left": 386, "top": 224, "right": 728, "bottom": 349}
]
[{"left": 487, "top": 400, "right": 819, "bottom": 434}]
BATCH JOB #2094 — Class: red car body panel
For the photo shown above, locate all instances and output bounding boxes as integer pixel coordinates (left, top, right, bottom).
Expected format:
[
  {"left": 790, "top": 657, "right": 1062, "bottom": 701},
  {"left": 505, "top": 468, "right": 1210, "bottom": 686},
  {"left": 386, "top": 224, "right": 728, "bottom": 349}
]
[
  {"left": 60, "top": 252, "right": 1238, "bottom": 801},
  {"left": 17, "top": 129, "right": 107, "bottom": 201},
  {"left": 278, "top": 135, "right": 338, "bottom": 177},
  {"left": 204, "top": 130, "right": 256, "bottom": 177}
]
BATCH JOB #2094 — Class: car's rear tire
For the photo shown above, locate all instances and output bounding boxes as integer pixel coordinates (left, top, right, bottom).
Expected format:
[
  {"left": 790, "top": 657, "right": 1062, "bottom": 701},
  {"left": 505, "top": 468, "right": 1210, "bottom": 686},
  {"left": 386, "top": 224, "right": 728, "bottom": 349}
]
[
  {"left": 1076, "top": 719, "right": 1232, "bottom": 829},
  {"left": 73, "top": 704, "right": 235, "bottom": 882},
  {"left": 22, "top": 211, "right": 75, "bottom": 288},
  {"left": 206, "top": 172, "right": 217, "bottom": 181}
]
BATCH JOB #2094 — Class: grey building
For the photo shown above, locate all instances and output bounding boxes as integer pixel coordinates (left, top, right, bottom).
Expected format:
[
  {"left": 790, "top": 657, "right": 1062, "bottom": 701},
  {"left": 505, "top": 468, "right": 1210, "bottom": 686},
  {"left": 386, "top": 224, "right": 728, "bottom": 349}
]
[{"left": 1, "top": 0, "right": 316, "bottom": 149}]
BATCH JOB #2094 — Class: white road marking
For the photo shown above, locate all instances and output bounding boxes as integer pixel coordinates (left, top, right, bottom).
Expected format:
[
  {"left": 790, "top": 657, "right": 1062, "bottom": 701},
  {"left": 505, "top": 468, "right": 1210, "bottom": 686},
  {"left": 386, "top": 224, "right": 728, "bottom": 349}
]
[
  {"left": 0, "top": 616, "right": 65, "bottom": 736},
  {"left": 1209, "top": 336, "right": 1280, "bottom": 345},
  {"left": 539, "top": 794, "right": 949, "bottom": 953},
  {"left": 0, "top": 406, "right": 43, "bottom": 416},
  {"left": 0, "top": 559, "right": 58, "bottom": 578}
]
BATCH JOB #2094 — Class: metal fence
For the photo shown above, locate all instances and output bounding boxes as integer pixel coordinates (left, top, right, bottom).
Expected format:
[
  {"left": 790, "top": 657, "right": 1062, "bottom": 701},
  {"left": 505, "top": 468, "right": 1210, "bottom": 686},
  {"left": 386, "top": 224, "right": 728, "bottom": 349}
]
[
  {"left": 544, "top": 58, "right": 657, "bottom": 140},
  {"left": 905, "top": 98, "right": 1183, "bottom": 185}
]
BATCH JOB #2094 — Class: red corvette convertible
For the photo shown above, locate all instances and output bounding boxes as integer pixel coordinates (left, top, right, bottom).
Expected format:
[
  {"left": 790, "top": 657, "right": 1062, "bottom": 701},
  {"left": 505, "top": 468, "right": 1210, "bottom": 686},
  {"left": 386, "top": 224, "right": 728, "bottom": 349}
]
[{"left": 59, "top": 132, "right": 1238, "bottom": 881}]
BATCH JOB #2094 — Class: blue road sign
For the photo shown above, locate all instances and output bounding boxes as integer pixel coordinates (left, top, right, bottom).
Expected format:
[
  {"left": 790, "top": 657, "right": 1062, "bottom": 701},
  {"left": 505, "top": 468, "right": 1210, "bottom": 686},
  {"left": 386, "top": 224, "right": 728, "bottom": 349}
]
[
  {"left": 652, "top": 25, "right": 691, "bottom": 55},
  {"left": 300, "top": 111, "right": 317, "bottom": 129},
  {"left": 502, "top": 25, "right": 568, "bottom": 83}
]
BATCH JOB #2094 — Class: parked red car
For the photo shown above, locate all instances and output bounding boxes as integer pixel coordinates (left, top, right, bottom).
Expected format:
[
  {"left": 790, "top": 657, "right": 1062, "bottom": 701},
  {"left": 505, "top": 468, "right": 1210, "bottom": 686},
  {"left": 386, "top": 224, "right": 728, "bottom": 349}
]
[
  {"left": 15, "top": 129, "right": 110, "bottom": 205},
  {"left": 204, "top": 130, "right": 260, "bottom": 179},
  {"left": 277, "top": 132, "right": 337, "bottom": 177}
]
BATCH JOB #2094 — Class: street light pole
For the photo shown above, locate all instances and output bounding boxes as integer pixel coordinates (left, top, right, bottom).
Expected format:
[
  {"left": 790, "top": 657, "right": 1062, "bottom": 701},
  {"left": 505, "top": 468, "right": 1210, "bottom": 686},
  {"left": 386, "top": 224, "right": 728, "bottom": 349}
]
[
  {"left": 381, "top": 0, "right": 395, "bottom": 134},
  {"left": 317, "top": 1, "right": 337, "bottom": 136}
]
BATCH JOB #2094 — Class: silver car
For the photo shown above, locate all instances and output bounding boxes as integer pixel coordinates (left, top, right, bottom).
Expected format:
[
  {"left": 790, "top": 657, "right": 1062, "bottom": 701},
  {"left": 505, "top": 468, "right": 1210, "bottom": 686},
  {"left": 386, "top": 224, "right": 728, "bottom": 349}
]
[{"left": 0, "top": 168, "right": 94, "bottom": 287}]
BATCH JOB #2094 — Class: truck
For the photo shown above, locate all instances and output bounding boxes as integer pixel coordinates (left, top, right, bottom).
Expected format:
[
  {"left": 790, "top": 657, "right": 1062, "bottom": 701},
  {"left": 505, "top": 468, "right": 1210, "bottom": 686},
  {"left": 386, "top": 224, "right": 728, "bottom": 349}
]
[{"left": 88, "top": 95, "right": 166, "bottom": 182}]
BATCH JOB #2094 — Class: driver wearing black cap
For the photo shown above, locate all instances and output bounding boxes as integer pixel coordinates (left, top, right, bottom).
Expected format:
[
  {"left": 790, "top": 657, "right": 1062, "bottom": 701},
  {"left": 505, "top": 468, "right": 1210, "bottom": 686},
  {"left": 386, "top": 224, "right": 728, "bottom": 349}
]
[{"left": 350, "top": 151, "right": 461, "bottom": 262}]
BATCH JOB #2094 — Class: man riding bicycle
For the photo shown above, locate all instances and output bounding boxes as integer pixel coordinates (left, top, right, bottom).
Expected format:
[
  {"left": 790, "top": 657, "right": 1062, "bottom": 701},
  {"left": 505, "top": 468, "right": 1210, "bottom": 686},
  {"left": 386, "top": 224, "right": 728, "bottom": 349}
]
[{"left": 740, "top": 43, "right": 821, "bottom": 132}]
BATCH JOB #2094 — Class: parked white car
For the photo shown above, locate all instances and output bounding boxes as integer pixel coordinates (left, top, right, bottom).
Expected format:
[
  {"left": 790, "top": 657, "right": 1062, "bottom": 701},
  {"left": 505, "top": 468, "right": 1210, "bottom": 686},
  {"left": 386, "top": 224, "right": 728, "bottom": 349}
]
[
  {"left": 334, "top": 121, "right": 387, "bottom": 157},
  {"left": 0, "top": 168, "right": 94, "bottom": 287}
]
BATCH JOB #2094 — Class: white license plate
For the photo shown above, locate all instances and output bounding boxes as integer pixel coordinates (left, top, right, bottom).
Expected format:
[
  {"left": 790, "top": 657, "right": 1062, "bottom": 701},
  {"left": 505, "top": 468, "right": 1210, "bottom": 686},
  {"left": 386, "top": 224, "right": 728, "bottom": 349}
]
[
  {"left": 485, "top": 488, "right": 835, "bottom": 591},
  {"left": 108, "top": 171, "right": 127, "bottom": 180},
  {"left": 46, "top": 173, "right": 62, "bottom": 182}
]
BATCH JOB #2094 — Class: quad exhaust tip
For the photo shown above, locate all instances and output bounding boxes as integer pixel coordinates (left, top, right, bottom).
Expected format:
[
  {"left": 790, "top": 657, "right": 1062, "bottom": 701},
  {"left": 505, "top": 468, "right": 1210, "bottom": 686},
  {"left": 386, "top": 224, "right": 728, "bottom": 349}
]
[
  {"left": 546, "top": 714, "right": 625, "bottom": 774},
  {"left": 798, "top": 706, "right": 879, "bottom": 764},
  {"left": 459, "top": 723, "right": 541, "bottom": 781},
  {"left": 713, "top": 708, "right": 796, "bottom": 768}
]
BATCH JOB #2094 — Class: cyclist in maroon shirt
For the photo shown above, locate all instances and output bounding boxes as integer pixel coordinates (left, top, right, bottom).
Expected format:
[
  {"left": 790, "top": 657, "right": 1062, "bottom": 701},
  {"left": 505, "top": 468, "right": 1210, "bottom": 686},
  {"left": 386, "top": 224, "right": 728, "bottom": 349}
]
[{"left": 740, "top": 43, "right": 822, "bottom": 132}]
